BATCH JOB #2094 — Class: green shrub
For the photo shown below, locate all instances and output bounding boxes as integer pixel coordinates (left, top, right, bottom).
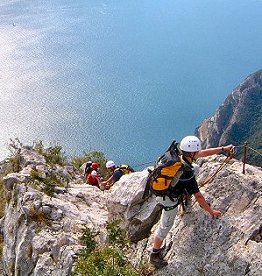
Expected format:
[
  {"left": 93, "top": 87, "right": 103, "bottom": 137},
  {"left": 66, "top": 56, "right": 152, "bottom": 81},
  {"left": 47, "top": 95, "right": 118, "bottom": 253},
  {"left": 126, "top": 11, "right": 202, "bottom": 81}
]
[
  {"left": 79, "top": 227, "right": 98, "bottom": 257},
  {"left": 33, "top": 140, "right": 66, "bottom": 166},
  {"left": 30, "top": 169, "right": 63, "bottom": 197},
  {"left": 0, "top": 234, "right": 3, "bottom": 259},
  {"left": 41, "top": 176, "right": 56, "bottom": 196},
  {"left": 6, "top": 138, "right": 22, "bottom": 173},
  {"left": 28, "top": 207, "right": 49, "bottom": 226},
  {"left": 7, "top": 154, "right": 21, "bottom": 173},
  {"left": 106, "top": 219, "right": 129, "bottom": 249},
  {"left": 74, "top": 220, "right": 142, "bottom": 276},
  {"left": 30, "top": 169, "right": 43, "bottom": 181}
]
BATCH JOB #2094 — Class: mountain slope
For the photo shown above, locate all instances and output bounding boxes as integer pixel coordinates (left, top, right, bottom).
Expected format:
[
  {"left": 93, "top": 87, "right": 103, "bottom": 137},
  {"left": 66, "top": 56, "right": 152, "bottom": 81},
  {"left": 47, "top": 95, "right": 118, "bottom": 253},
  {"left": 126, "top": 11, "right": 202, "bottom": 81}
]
[
  {"left": 1, "top": 146, "right": 262, "bottom": 275},
  {"left": 196, "top": 70, "right": 262, "bottom": 166}
]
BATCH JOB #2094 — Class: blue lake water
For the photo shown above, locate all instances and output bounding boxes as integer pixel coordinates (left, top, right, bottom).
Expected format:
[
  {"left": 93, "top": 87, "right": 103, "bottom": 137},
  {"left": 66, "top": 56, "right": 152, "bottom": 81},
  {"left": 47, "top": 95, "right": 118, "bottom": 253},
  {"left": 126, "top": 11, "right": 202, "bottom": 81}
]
[{"left": 0, "top": 0, "right": 262, "bottom": 169}]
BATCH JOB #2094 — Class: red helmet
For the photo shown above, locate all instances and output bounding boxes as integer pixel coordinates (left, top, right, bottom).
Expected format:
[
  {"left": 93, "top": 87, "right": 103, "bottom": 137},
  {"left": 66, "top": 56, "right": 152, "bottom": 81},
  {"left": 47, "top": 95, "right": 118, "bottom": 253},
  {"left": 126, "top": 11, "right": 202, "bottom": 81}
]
[{"left": 91, "top": 162, "right": 98, "bottom": 170}]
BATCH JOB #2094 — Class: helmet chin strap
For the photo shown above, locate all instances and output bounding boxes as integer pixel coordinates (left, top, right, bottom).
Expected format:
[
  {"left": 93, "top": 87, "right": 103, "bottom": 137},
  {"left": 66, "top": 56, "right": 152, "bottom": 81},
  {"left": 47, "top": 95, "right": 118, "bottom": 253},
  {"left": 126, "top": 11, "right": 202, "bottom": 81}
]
[
  {"left": 186, "top": 152, "right": 197, "bottom": 163},
  {"left": 183, "top": 152, "right": 196, "bottom": 163},
  {"left": 192, "top": 152, "right": 197, "bottom": 161}
]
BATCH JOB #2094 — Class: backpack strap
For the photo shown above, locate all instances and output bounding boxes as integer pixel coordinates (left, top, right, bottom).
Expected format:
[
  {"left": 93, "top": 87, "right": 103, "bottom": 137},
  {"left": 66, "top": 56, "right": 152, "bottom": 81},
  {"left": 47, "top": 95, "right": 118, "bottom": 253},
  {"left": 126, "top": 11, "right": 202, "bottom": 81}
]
[
  {"left": 117, "top": 164, "right": 134, "bottom": 174},
  {"left": 167, "top": 140, "right": 179, "bottom": 153},
  {"left": 142, "top": 168, "right": 153, "bottom": 199}
]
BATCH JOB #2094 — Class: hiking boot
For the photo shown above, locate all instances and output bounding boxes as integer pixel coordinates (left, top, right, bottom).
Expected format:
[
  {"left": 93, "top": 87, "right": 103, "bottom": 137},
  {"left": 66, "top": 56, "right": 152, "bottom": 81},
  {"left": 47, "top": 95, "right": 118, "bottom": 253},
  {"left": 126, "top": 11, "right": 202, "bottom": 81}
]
[
  {"left": 150, "top": 252, "right": 168, "bottom": 269},
  {"left": 158, "top": 241, "right": 173, "bottom": 259}
]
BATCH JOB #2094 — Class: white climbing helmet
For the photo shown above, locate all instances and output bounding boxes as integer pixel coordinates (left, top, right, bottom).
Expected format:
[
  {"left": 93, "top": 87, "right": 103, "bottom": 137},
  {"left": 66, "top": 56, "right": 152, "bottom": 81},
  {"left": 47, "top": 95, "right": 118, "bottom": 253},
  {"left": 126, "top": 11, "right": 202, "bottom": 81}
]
[
  {"left": 91, "top": 170, "right": 98, "bottom": 176},
  {"left": 106, "top": 160, "right": 115, "bottom": 169},
  {"left": 180, "top": 136, "right": 202, "bottom": 152}
]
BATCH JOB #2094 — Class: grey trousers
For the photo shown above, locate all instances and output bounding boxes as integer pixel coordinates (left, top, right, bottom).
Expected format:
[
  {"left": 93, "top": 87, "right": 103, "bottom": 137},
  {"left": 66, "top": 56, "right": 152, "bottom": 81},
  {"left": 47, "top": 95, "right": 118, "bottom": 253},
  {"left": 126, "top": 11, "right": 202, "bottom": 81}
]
[{"left": 155, "top": 196, "right": 179, "bottom": 240}]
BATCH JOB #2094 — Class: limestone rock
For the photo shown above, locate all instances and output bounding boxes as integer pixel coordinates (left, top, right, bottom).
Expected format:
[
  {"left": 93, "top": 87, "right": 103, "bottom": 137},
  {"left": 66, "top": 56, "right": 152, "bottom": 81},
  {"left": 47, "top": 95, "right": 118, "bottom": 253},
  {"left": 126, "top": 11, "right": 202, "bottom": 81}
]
[
  {"left": 1, "top": 146, "right": 261, "bottom": 275},
  {"left": 195, "top": 70, "right": 262, "bottom": 166},
  {"left": 106, "top": 170, "right": 162, "bottom": 241}
]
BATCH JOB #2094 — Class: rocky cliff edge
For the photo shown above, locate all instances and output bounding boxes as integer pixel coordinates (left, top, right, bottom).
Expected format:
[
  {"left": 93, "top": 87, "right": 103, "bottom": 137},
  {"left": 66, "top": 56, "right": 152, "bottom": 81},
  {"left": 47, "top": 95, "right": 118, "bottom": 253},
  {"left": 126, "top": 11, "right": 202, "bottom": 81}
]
[{"left": 0, "top": 147, "right": 261, "bottom": 275}]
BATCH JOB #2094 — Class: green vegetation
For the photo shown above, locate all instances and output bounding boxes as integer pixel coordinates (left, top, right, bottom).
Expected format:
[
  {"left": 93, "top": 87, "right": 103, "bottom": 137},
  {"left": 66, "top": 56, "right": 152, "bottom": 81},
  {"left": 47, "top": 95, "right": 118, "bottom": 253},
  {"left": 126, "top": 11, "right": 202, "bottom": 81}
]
[
  {"left": 33, "top": 141, "right": 110, "bottom": 178},
  {"left": 27, "top": 207, "right": 50, "bottom": 226},
  {"left": 41, "top": 176, "right": 56, "bottom": 197},
  {"left": 30, "top": 169, "right": 63, "bottom": 197},
  {"left": 6, "top": 138, "right": 23, "bottom": 173},
  {"left": 33, "top": 140, "right": 66, "bottom": 166},
  {"left": 0, "top": 234, "right": 3, "bottom": 259},
  {"left": 5, "top": 138, "right": 67, "bottom": 174},
  {"left": 2, "top": 138, "right": 114, "bottom": 198},
  {"left": 0, "top": 139, "right": 22, "bottom": 217},
  {"left": 74, "top": 220, "right": 150, "bottom": 276},
  {"left": 6, "top": 138, "right": 112, "bottom": 180},
  {"left": 0, "top": 141, "right": 19, "bottom": 262},
  {"left": 227, "top": 92, "right": 262, "bottom": 167}
]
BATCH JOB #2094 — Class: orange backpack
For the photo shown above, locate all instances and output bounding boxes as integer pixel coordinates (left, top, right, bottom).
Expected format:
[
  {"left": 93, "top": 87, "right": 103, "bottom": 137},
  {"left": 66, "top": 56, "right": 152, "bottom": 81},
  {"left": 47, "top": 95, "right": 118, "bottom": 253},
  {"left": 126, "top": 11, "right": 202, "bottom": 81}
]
[{"left": 143, "top": 141, "right": 184, "bottom": 199}]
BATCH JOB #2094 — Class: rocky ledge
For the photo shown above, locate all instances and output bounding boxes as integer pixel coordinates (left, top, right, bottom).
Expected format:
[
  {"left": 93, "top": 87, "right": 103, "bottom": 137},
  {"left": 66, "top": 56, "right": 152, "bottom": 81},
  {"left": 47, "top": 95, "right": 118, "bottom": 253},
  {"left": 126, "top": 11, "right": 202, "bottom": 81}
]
[{"left": 0, "top": 147, "right": 261, "bottom": 275}]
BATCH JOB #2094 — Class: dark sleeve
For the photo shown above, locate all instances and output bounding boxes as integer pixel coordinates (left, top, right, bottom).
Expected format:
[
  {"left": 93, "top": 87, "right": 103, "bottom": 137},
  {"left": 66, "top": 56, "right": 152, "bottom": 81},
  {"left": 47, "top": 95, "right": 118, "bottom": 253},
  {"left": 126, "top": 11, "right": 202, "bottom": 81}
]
[
  {"left": 185, "top": 177, "right": 199, "bottom": 195},
  {"left": 112, "top": 170, "right": 123, "bottom": 183}
]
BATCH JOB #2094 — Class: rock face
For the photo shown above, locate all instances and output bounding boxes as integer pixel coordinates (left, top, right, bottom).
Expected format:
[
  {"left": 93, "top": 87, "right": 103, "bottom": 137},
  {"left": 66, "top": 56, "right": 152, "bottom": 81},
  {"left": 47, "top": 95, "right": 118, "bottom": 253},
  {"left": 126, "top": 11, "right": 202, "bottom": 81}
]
[
  {"left": 1, "top": 148, "right": 109, "bottom": 276},
  {"left": 151, "top": 156, "right": 262, "bottom": 276},
  {"left": 0, "top": 147, "right": 262, "bottom": 275},
  {"left": 195, "top": 70, "right": 262, "bottom": 166}
]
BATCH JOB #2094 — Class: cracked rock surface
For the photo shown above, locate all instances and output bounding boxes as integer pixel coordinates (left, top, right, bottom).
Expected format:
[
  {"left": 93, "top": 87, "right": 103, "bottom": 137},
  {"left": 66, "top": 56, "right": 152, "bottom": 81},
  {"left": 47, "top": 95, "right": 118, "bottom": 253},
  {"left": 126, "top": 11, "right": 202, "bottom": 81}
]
[{"left": 1, "top": 147, "right": 261, "bottom": 275}]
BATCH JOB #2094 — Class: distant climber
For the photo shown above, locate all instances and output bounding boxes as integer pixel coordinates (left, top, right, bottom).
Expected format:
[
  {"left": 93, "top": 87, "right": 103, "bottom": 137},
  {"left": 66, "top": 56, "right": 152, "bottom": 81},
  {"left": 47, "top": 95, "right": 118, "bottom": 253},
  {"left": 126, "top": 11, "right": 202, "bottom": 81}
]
[
  {"left": 86, "top": 170, "right": 101, "bottom": 188},
  {"left": 83, "top": 161, "right": 99, "bottom": 178},
  {"left": 149, "top": 135, "right": 234, "bottom": 269},
  {"left": 82, "top": 161, "right": 102, "bottom": 188},
  {"left": 83, "top": 161, "right": 92, "bottom": 176},
  {"left": 100, "top": 160, "right": 134, "bottom": 190}
]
